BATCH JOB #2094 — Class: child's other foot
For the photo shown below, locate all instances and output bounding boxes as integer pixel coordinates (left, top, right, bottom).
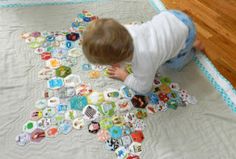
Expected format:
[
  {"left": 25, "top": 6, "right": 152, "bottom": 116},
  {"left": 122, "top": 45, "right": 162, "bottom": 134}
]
[{"left": 193, "top": 39, "right": 205, "bottom": 53}]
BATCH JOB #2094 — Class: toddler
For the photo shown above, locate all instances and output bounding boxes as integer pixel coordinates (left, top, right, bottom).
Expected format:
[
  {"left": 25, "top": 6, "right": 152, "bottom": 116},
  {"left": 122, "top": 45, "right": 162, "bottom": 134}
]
[{"left": 82, "top": 10, "right": 204, "bottom": 94}]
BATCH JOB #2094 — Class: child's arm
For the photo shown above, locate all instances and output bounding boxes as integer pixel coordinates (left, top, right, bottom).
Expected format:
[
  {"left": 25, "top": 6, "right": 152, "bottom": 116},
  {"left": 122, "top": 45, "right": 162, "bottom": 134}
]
[
  {"left": 124, "top": 68, "right": 155, "bottom": 94},
  {"left": 108, "top": 58, "right": 156, "bottom": 94}
]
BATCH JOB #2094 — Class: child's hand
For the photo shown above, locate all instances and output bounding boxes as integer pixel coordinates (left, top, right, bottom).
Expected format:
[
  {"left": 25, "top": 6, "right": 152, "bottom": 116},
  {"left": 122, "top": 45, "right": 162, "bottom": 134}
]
[{"left": 107, "top": 67, "right": 128, "bottom": 81}]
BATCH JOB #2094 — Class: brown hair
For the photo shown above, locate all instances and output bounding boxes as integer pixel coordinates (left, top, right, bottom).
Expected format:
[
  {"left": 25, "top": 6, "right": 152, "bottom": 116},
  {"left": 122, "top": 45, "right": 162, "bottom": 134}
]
[{"left": 82, "top": 18, "right": 134, "bottom": 65}]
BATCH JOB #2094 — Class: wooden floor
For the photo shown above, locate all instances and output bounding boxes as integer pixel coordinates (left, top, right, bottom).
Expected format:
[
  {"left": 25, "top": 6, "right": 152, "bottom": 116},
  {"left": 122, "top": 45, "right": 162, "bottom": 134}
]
[{"left": 162, "top": 0, "right": 236, "bottom": 88}]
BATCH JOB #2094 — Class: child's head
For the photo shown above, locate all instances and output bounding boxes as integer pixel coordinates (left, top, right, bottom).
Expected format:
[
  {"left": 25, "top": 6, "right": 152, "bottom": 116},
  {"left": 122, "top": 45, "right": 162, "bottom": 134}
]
[{"left": 82, "top": 18, "right": 134, "bottom": 65}]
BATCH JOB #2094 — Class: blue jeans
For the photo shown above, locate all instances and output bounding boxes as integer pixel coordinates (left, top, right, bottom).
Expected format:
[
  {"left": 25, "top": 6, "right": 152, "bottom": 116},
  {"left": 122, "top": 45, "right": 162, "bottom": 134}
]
[{"left": 164, "top": 10, "right": 196, "bottom": 71}]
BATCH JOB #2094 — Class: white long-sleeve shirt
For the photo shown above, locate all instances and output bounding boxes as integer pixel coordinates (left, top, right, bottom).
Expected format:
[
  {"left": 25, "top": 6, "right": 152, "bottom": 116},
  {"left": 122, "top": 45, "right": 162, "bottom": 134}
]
[{"left": 124, "top": 11, "right": 189, "bottom": 94}]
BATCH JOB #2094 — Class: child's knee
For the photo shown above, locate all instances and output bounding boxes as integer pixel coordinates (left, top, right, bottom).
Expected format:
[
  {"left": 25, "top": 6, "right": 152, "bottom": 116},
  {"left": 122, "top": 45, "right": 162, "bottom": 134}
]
[{"left": 164, "top": 48, "right": 195, "bottom": 71}]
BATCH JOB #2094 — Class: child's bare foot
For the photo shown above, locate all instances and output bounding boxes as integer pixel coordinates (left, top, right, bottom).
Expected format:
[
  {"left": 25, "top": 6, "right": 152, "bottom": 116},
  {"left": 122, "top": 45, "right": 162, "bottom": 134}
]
[{"left": 193, "top": 39, "right": 205, "bottom": 53}]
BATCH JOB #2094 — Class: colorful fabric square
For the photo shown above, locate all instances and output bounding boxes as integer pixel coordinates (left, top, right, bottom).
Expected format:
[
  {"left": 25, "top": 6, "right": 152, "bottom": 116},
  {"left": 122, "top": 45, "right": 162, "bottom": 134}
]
[
  {"left": 135, "top": 109, "right": 147, "bottom": 119},
  {"left": 55, "top": 66, "right": 72, "bottom": 78},
  {"left": 87, "top": 92, "right": 104, "bottom": 105},
  {"left": 82, "top": 63, "right": 92, "bottom": 71},
  {"left": 88, "top": 70, "right": 100, "bottom": 79},
  {"left": 129, "top": 142, "right": 142, "bottom": 156},
  {"left": 23, "top": 120, "right": 37, "bottom": 133},
  {"left": 115, "top": 146, "right": 129, "bottom": 159},
  {"left": 97, "top": 129, "right": 110, "bottom": 142},
  {"left": 47, "top": 77, "right": 64, "bottom": 89},
  {"left": 131, "top": 95, "right": 148, "bottom": 109},
  {"left": 16, "top": 133, "right": 30, "bottom": 146},
  {"left": 64, "top": 74, "right": 81, "bottom": 87},
  {"left": 131, "top": 131, "right": 144, "bottom": 143},
  {"left": 105, "top": 138, "right": 120, "bottom": 151},
  {"left": 116, "top": 99, "right": 132, "bottom": 112},
  {"left": 30, "top": 110, "right": 43, "bottom": 121},
  {"left": 100, "top": 118, "right": 113, "bottom": 130},
  {"left": 57, "top": 104, "right": 68, "bottom": 113},
  {"left": 65, "top": 110, "right": 78, "bottom": 120},
  {"left": 147, "top": 93, "right": 159, "bottom": 105},
  {"left": 160, "top": 76, "right": 172, "bottom": 85},
  {"left": 98, "top": 102, "right": 116, "bottom": 116},
  {"left": 41, "top": 52, "right": 51, "bottom": 60},
  {"left": 30, "top": 129, "right": 45, "bottom": 143},
  {"left": 48, "top": 97, "right": 60, "bottom": 107},
  {"left": 88, "top": 121, "right": 100, "bottom": 134},
  {"left": 53, "top": 114, "right": 64, "bottom": 126},
  {"left": 112, "top": 115, "right": 125, "bottom": 126},
  {"left": 125, "top": 64, "right": 133, "bottom": 74},
  {"left": 37, "top": 118, "right": 52, "bottom": 130},
  {"left": 46, "top": 58, "right": 61, "bottom": 69},
  {"left": 104, "top": 89, "right": 121, "bottom": 102},
  {"left": 46, "top": 127, "right": 59, "bottom": 138},
  {"left": 66, "top": 32, "right": 80, "bottom": 41},
  {"left": 75, "top": 84, "right": 92, "bottom": 96},
  {"left": 43, "top": 107, "right": 56, "bottom": 118},
  {"left": 118, "top": 135, "right": 132, "bottom": 148},
  {"left": 109, "top": 126, "right": 123, "bottom": 139},
  {"left": 120, "top": 86, "right": 135, "bottom": 99},
  {"left": 68, "top": 48, "right": 82, "bottom": 57},
  {"left": 72, "top": 118, "right": 84, "bottom": 130},
  {"left": 167, "top": 99, "right": 178, "bottom": 109},
  {"left": 58, "top": 121, "right": 72, "bottom": 135},
  {"left": 70, "top": 96, "right": 87, "bottom": 111},
  {"left": 82, "top": 105, "right": 99, "bottom": 121}
]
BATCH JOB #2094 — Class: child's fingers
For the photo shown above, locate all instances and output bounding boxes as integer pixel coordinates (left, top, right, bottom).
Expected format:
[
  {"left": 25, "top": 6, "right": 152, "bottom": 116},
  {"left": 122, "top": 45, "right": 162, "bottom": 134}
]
[
  {"left": 107, "top": 69, "right": 115, "bottom": 73},
  {"left": 107, "top": 68, "right": 117, "bottom": 74},
  {"left": 108, "top": 74, "right": 115, "bottom": 78},
  {"left": 108, "top": 74, "right": 117, "bottom": 79},
  {"left": 107, "top": 67, "right": 117, "bottom": 71},
  {"left": 107, "top": 70, "right": 115, "bottom": 75},
  {"left": 107, "top": 69, "right": 116, "bottom": 73},
  {"left": 108, "top": 73, "right": 122, "bottom": 81}
]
